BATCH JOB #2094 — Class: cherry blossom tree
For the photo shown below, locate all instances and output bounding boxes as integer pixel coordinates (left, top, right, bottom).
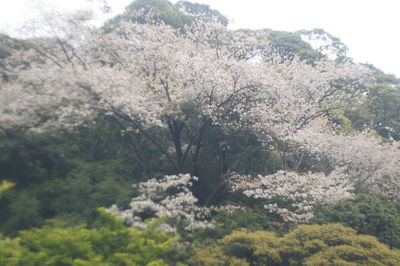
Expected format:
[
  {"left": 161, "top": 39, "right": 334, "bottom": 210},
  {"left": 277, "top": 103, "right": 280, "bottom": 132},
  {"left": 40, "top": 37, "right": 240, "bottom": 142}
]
[
  {"left": 0, "top": 7, "right": 370, "bottom": 176},
  {"left": 2, "top": 1, "right": 391, "bottom": 230}
]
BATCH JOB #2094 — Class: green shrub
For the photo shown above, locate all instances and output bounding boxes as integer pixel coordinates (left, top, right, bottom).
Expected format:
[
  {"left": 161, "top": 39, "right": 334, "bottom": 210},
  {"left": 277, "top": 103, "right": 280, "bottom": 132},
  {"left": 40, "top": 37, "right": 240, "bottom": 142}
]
[
  {"left": 188, "top": 207, "right": 283, "bottom": 243},
  {"left": 0, "top": 210, "right": 182, "bottom": 266},
  {"left": 189, "top": 224, "right": 400, "bottom": 266},
  {"left": 313, "top": 194, "right": 400, "bottom": 248}
]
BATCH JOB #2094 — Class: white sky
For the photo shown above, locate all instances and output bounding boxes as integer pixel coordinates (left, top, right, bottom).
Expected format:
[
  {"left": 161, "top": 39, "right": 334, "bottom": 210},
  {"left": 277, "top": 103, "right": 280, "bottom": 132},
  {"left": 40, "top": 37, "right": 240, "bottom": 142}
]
[{"left": 0, "top": 0, "right": 399, "bottom": 77}]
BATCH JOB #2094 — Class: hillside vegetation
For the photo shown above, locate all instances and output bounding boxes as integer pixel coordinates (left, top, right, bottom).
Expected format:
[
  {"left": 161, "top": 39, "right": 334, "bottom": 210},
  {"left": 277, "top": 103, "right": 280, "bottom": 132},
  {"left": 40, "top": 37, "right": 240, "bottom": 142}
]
[{"left": 1, "top": 0, "right": 399, "bottom": 265}]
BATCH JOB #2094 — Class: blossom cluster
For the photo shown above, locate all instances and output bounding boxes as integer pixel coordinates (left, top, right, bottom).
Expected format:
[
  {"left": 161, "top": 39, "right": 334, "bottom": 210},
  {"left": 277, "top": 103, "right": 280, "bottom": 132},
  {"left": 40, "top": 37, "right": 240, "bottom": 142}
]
[
  {"left": 0, "top": 10, "right": 371, "bottom": 135},
  {"left": 107, "top": 174, "right": 213, "bottom": 233},
  {"left": 229, "top": 169, "right": 353, "bottom": 224},
  {"left": 290, "top": 126, "right": 400, "bottom": 200}
]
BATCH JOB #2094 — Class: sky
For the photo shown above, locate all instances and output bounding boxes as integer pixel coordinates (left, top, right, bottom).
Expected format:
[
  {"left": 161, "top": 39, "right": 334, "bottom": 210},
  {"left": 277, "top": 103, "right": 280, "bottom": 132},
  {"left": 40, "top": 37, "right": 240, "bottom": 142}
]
[{"left": 0, "top": 0, "right": 399, "bottom": 77}]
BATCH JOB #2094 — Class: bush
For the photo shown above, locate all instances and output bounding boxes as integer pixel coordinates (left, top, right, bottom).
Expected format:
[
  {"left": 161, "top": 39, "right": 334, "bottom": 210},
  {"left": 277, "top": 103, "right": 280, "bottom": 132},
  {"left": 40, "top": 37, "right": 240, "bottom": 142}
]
[
  {"left": 189, "top": 224, "right": 400, "bottom": 266},
  {"left": 0, "top": 209, "right": 182, "bottom": 266},
  {"left": 313, "top": 194, "right": 400, "bottom": 248},
  {"left": 188, "top": 207, "right": 283, "bottom": 243}
]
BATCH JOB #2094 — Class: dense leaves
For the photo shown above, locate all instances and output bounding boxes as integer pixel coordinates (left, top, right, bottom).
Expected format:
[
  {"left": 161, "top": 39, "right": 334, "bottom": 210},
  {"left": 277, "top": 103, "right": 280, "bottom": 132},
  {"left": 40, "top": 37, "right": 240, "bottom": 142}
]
[
  {"left": 0, "top": 210, "right": 181, "bottom": 266},
  {"left": 0, "top": 180, "right": 13, "bottom": 198},
  {"left": 190, "top": 224, "right": 400, "bottom": 265},
  {"left": 313, "top": 194, "right": 400, "bottom": 248},
  {"left": 0, "top": 123, "right": 140, "bottom": 235}
]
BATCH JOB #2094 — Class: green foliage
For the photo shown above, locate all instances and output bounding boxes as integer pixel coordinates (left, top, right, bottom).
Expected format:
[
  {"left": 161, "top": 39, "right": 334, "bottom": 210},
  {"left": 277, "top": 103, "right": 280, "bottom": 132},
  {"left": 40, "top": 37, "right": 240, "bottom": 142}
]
[
  {"left": 362, "top": 63, "right": 400, "bottom": 85},
  {"left": 189, "top": 224, "right": 400, "bottom": 265},
  {"left": 267, "top": 30, "right": 323, "bottom": 62},
  {"left": 332, "top": 82, "right": 400, "bottom": 140},
  {"left": 0, "top": 34, "right": 26, "bottom": 60},
  {"left": 0, "top": 234, "right": 22, "bottom": 266},
  {"left": 190, "top": 246, "right": 248, "bottom": 266},
  {"left": 0, "top": 122, "right": 141, "bottom": 235},
  {"left": 287, "top": 224, "right": 400, "bottom": 265},
  {"left": 0, "top": 191, "right": 43, "bottom": 235},
  {"left": 105, "top": 0, "right": 192, "bottom": 31},
  {"left": 176, "top": 1, "right": 228, "bottom": 26},
  {"left": 0, "top": 109, "right": 283, "bottom": 235},
  {"left": 130, "top": 0, "right": 192, "bottom": 27},
  {"left": 2, "top": 3, "right": 400, "bottom": 264},
  {"left": 367, "top": 84, "right": 400, "bottom": 139},
  {"left": 0, "top": 34, "right": 26, "bottom": 83},
  {"left": 191, "top": 126, "right": 283, "bottom": 204},
  {"left": 0, "top": 210, "right": 180, "bottom": 266},
  {"left": 344, "top": 108, "right": 374, "bottom": 131},
  {"left": 313, "top": 194, "right": 400, "bottom": 248},
  {"left": 297, "top": 28, "right": 349, "bottom": 63},
  {"left": 44, "top": 160, "right": 138, "bottom": 226},
  {"left": 189, "top": 207, "right": 283, "bottom": 243},
  {"left": 0, "top": 180, "right": 14, "bottom": 198},
  {"left": 221, "top": 230, "right": 282, "bottom": 265},
  {"left": 329, "top": 109, "right": 354, "bottom": 134},
  {"left": 0, "top": 44, "right": 12, "bottom": 59}
]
